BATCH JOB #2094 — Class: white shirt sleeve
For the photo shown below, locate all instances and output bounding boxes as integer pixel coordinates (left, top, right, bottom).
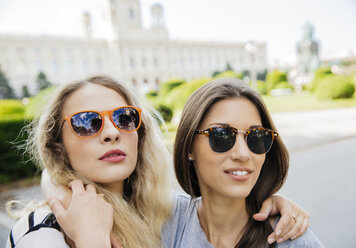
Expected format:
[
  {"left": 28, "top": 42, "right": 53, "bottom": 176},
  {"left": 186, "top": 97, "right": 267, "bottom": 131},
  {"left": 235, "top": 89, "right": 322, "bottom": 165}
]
[{"left": 6, "top": 208, "right": 69, "bottom": 248}]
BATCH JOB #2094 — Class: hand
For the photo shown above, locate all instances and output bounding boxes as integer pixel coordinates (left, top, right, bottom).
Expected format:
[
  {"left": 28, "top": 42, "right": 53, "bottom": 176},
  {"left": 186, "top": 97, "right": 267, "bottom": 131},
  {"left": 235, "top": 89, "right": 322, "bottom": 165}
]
[
  {"left": 253, "top": 195, "right": 309, "bottom": 244},
  {"left": 48, "top": 179, "right": 113, "bottom": 248},
  {"left": 41, "top": 169, "right": 72, "bottom": 209}
]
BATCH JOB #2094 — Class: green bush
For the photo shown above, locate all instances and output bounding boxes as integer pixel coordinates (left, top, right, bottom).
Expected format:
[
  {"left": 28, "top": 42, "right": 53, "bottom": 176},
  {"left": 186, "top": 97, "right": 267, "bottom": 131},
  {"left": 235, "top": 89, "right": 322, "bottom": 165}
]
[
  {"left": 309, "top": 67, "right": 332, "bottom": 92},
  {"left": 0, "top": 116, "right": 38, "bottom": 184},
  {"left": 266, "top": 70, "right": 288, "bottom": 93},
  {"left": 145, "top": 90, "right": 158, "bottom": 100},
  {"left": 158, "top": 79, "right": 186, "bottom": 98},
  {"left": 153, "top": 103, "right": 173, "bottom": 122},
  {"left": 316, "top": 75, "right": 355, "bottom": 100},
  {"left": 257, "top": 80, "right": 267, "bottom": 95},
  {"left": 213, "top": 70, "right": 243, "bottom": 79},
  {"left": 0, "top": 99, "right": 25, "bottom": 116},
  {"left": 164, "top": 78, "right": 210, "bottom": 110},
  {"left": 274, "top": 81, "right": 294, "bottom": 90}
]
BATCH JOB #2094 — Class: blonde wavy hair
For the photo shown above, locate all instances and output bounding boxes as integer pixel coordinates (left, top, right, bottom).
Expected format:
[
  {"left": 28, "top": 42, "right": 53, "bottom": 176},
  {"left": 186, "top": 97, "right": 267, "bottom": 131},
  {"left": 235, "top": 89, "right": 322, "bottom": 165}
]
[{"left": 23, "top": 76, "right": 172, "bottom": 247}]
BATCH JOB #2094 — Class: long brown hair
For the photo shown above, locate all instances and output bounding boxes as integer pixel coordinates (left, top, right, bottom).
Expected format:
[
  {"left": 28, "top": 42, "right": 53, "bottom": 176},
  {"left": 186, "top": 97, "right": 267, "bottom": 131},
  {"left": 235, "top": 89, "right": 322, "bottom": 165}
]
[
  {"left": 174, "top": 78, "right": 289, "bottom": 248},
  {"left": 26, "top": 76, "right": 172, "bottom": 247}
]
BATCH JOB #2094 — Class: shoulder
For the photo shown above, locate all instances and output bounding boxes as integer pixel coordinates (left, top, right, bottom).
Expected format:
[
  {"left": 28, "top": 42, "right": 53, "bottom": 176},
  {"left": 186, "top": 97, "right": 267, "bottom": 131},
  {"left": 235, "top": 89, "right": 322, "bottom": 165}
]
[
  {"left": 276, "top": 227, "right": 325, "bottom": 248},
  {"left": 161, "top": 193, "right": 197, "bottom": 246},
  {"left": 6, "top": 208, "right": 69, "bottom": 248}
]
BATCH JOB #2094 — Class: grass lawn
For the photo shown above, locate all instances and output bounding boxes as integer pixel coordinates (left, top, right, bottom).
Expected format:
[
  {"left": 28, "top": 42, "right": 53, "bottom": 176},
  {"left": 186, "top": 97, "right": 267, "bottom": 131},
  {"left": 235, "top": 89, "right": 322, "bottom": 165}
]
[{"left": 262, "top": 91, "right": 356, "bottom": 112}]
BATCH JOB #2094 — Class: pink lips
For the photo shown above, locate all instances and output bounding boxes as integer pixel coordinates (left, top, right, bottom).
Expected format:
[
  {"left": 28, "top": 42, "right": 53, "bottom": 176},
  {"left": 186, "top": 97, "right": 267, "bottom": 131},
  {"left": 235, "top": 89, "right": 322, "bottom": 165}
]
[
  {"left": 224, "top": 168, "right": 252, "bottom": 182},
  {"left": 99, "top": 149, "right": 126, "bottom": 163}
]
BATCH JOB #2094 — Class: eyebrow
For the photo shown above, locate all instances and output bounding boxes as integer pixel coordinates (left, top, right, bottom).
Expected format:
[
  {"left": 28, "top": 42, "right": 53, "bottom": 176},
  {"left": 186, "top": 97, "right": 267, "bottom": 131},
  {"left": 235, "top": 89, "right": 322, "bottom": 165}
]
[{"left": 208, "top": 123, "right": 263, "bottom": 129}]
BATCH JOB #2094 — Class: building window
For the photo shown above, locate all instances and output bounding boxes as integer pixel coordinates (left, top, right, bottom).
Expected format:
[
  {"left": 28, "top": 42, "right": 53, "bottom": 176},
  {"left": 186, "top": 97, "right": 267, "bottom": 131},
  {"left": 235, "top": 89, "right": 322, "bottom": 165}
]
[
  {"left": 96, "top": 58, "right": 103, "bottom": 70},
  {"left": 129, "top": 8, "right": 134, "bottom": 20},
  {"left": 67, "top": 59, "right": 74, "bottom": 72},
  {"left": 130, "top": 57, "right": 135, "bottom": 69},
  {"left": 153, "top": 57, "right": 158, "bottom": 68},
  {"left": 132, "top": 78, "right": 137, "bottom": 86},
  {"left": 82, "top": 59, "right": 88, "bottom": 72},
  {"left": 52, "top": 59, "right": 59, "bottom": 73},
  {"left": 143, "top": 78, "right": 148, "bottom": 84},
  {"left": 36, "top": 60, "right": 43, "bottom": 71}
]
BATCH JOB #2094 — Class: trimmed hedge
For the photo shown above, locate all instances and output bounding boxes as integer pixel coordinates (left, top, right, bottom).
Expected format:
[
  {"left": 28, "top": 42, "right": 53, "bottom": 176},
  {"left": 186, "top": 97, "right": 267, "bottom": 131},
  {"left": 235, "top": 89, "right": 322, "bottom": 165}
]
[
  {"left": 158, "top": 79, "right": 186, "bottom": 98},
  {"left": 164, "top": 78, "right": 210, "bottom": 110},
  {"left": 0, "top": 117, "right": 38, "bottom": 184},
  {"left": 0, "top": 100, "right": 38, "bottom": 183},
  {"left": 153, "top": 103, "right": 173, "bottom": 122},
  {"left": 309, "top": 67, "right": 332, "bottom": 92},
  {"left": 266, "top": 70, "right": 288, "bottom": 94},
  {"left": 316, "top": 75, "right": 355, "bottom": 100}
]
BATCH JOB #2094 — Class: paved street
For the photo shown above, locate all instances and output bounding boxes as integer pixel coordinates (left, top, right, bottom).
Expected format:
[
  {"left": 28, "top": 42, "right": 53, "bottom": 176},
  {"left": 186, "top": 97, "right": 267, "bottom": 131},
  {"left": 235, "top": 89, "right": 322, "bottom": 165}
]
[
  {"left": 1, "top": 106, "right": 356, "bottom": 247},
  {"left": 279, "top": 136, "right": 356, "bottom": 248}
]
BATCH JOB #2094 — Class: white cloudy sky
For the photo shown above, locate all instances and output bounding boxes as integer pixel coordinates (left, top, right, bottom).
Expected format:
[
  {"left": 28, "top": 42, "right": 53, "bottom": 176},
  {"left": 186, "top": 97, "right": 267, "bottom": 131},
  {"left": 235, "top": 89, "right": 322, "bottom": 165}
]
[{"left": 0, "top": 0, "right": 355, "bottom": 66}]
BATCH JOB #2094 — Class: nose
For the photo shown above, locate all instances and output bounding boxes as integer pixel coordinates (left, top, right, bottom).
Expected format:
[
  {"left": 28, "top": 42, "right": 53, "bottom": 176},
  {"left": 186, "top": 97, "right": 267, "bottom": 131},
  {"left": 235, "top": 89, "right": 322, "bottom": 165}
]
[
  {"left": 229, "top": 133, "right": 251, "bottom": 162},
  {"left": 100, "top": 116, "right": 120, "bottom": 143}
]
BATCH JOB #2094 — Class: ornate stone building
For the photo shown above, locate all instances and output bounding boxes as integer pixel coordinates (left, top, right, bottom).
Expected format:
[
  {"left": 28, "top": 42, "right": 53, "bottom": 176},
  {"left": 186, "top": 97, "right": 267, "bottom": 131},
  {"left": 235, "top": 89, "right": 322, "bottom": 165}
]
[{"left": 0, "top": 0, "right": 267, "bottom": 96}]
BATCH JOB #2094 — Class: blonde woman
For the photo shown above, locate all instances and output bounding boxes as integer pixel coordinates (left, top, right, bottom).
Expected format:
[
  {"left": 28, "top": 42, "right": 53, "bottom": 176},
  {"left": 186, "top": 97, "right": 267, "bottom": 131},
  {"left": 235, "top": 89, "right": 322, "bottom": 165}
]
[
  {"left": 7, "top": 76, "right": 309, "bottom": 248},
  {"left": 7, "top": 76, "right": 171, "bottom": 248}
]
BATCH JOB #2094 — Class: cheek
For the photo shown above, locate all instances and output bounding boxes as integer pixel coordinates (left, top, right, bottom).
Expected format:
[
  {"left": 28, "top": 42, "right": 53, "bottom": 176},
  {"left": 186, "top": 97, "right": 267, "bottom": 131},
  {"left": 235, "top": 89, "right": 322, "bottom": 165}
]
[{"left": 252, "top": 154, "right": 266, "bottom": 176}]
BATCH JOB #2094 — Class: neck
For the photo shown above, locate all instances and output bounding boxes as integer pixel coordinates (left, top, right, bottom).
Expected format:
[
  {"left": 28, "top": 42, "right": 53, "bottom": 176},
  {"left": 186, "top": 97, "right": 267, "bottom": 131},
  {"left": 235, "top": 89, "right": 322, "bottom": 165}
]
[{"left": 198, "top": 192, "right": 249, "bottom": 248}]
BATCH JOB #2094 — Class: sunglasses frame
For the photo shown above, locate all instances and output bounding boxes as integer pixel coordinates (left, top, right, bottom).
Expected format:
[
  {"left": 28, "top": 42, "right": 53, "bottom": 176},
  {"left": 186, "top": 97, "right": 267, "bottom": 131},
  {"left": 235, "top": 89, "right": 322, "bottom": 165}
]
[
  {"left": 195, "top": 126, "right": 278, "bottom": 154},
  {"left": 63, "top": 106, "right": 142, "bottom": 139}
]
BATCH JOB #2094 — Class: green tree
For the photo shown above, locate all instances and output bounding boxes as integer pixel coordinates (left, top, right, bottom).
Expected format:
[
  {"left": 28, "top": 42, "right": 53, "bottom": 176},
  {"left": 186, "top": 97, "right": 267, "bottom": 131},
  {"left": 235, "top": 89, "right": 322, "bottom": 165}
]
[
  {"left": 22, "top": 85, "right": 31, "bottom": 98},
  {"left": 36, "top": 71, "right": 52, "bottom": 92},
  {"left": 0, "top": 65, "right": 15, "bottom": 99}
]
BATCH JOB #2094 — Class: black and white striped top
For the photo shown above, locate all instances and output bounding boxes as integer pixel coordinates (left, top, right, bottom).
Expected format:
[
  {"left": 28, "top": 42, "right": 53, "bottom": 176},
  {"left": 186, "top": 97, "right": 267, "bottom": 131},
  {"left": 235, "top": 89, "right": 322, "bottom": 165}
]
[{"left": 6, "top": 208, "right": 69, "bottom": 248}]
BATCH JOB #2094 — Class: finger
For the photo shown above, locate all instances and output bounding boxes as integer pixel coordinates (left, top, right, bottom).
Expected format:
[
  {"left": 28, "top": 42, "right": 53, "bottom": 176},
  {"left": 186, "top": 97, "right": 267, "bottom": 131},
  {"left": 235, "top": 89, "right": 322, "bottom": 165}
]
[
  {"left": 69, "top": 179, "right": 85, "bottom": 195},
  {"left": 48, "top": 196, "right": 66, "bottom": 223},
  {"left": 253, "top": 198, "right": 273, "bottom": 221},
  {"left": 276, "top": 216, "right": 296, "bottom": 243},
  {"left": 274, "top": 212, "right": 292, "bottom": 238},
  {"left": 110, "top": 232, "right": 123, "bottom": 248},
  {"left": 85, "top": 184, "right": 97, "bottom": 194},
  {"left": 278, "top": 215, "right": 303, "bottom": 242},
  {"left": 291, "top": 218, "right": 309, "bottom": 240}
]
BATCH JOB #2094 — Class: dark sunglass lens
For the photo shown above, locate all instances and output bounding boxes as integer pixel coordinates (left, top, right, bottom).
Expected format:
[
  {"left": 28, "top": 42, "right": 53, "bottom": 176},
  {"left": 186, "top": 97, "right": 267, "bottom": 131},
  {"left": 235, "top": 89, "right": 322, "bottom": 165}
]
[
  {"left": 247, "top": 129, "right": 273, "bottom": 154},
  {"left": 113, "top": 107, "right": 140, "bottom": 131},
  {"left": 209, "top": 127, "right": 236, "bottom": 153},
  {"left": 71, "top": 112, "right": 102, "bottom": 137}
]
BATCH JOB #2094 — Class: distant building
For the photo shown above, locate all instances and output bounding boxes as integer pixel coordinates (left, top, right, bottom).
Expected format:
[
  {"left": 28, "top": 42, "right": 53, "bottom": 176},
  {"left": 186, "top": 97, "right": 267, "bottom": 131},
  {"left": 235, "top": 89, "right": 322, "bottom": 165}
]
[
  {"left": 0, "top": 0, "right": 267, "bottom": 96},
  {"left": 289, "top": 22, "right": 320, "bottom": 89}
]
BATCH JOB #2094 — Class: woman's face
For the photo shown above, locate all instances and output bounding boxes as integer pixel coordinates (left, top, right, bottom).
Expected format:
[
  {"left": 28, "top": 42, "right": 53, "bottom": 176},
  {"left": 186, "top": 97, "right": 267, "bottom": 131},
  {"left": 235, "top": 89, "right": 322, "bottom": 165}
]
[
  {"left": 61, "top": 84, "right": 138, "bottom": 192},
  {"left": 191, "top": 97, "right": 265, "bottom": 199}
]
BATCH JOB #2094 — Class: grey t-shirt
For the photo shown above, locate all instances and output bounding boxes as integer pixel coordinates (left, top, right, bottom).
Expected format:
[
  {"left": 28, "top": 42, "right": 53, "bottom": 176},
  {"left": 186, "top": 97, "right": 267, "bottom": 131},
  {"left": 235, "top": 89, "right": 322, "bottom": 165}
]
[{"left": 162, "top": 193, "right": 325, "bottom": 248}]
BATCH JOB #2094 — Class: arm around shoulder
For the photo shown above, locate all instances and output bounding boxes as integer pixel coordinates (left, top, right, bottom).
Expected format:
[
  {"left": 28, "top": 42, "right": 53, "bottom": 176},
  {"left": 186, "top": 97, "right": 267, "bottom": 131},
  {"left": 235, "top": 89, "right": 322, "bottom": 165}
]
[{"left": 277, "top": 227, "right": 325, "bottom": 248}]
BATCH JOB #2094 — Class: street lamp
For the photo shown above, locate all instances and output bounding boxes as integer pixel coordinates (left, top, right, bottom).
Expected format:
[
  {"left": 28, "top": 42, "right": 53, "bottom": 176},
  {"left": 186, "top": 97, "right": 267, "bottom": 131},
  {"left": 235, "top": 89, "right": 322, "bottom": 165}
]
[{"left": 245, "top": 41, "right": 257, "bottom": 89}]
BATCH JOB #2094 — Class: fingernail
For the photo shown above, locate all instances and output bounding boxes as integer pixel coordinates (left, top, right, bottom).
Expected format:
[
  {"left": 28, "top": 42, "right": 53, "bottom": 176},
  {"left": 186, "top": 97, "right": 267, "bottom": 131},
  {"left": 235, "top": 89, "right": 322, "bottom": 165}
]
[
  {"left": 291, "top": 235, "right": 297, "bottom": 240},
  {"left": 276, "top": 229, "right": 281, "bottom": 236},
  {"left": 268, "top": 237, "right": 275, "bottom": 244},
  {"left": 277, "top": 238, "right": 283, "bottom": 243}
]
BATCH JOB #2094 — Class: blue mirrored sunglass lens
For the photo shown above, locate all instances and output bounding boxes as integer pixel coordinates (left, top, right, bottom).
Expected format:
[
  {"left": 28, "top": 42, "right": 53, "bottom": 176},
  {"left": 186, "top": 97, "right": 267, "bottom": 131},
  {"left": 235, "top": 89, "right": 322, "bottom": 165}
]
[
  {"left": 209, "top": 127, "right": 236, "bottom": 153},
  {"left": 247, "top": 129, "right": 273, "bottom": 154},
  {"left": 112, "top": 107, "right": 139, "bottom": 131},
  {"left": 71, "top": 112, "right": 102, "bottom": 137}
]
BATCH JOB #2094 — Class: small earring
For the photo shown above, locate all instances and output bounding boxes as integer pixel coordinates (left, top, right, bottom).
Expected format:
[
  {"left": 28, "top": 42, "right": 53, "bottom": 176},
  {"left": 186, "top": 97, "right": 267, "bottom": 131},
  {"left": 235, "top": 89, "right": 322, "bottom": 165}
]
[{"left": 188, "top": 156, "right": 193, "bottom": 160}]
